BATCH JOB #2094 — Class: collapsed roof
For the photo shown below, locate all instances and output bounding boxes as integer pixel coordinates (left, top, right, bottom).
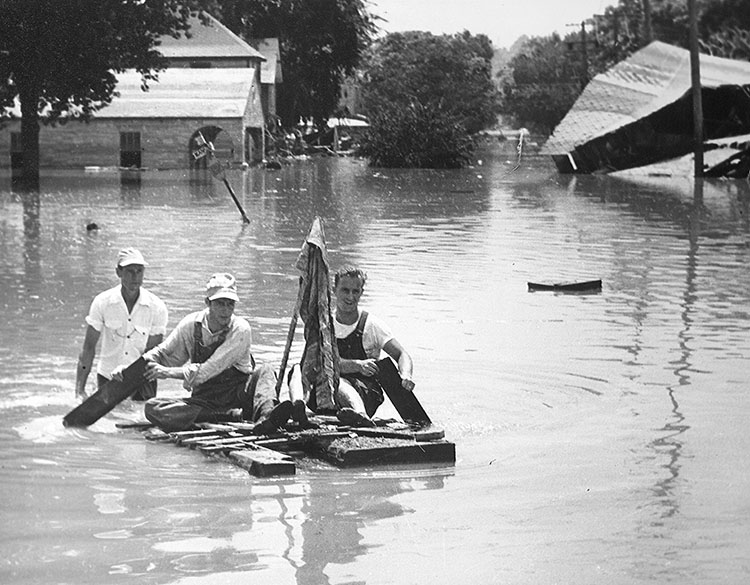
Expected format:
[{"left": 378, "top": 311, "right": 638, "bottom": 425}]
[{"left": 540, "top": 41, "right": 750, "bottom": 175}]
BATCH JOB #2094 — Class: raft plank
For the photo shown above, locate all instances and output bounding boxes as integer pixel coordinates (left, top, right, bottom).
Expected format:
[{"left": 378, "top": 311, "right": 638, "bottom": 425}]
[
  {"left": 229, "top": 447, "right": 296, "bottom": 477},
  {"left": 325, "top": 438, "right": 456, "bottom": 467},
  {"left": 196, "top": 437, "right": 262, "bottom": 453}
]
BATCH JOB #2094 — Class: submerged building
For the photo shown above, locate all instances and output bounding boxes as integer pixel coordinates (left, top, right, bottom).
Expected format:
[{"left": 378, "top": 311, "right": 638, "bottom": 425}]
[{"left": 540, "top": 41, "right": 750, "bottom": 176}]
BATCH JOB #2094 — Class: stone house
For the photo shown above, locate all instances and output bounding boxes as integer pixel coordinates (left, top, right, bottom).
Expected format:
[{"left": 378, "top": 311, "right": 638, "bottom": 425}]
[{"left": 0, "top": 14, "right": 280, "bottom": 170}]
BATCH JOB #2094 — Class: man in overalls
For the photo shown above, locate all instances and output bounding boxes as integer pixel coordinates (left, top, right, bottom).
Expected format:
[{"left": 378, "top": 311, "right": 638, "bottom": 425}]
[
  {"left": 333, "top": 266, "right": 416, "bottom": 427},
  {"left": 141, "top": 273, "right": 293, "bottom": 433}
]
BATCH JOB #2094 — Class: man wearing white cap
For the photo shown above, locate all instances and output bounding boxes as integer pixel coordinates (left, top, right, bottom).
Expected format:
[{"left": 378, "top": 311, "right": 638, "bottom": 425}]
[
  {"left": 75, "top": 247, "right": 169, "bottom": 401},
  {"left": 141, "top": 273, "right": 293, "bottom": 433}
]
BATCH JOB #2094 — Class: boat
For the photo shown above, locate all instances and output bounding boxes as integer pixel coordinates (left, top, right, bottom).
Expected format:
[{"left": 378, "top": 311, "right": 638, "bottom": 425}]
[
  {"left": 527, "top": 279, "right": 602, "bottom": 292},
  {"left": 117, "top": 417, "right": 456, "bottom": 477}
]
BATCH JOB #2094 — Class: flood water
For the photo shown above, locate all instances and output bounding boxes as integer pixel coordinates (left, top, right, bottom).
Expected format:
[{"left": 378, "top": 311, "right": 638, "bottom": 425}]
[{"left": 1, "top": 144, "right": 749, "bottom": 585}]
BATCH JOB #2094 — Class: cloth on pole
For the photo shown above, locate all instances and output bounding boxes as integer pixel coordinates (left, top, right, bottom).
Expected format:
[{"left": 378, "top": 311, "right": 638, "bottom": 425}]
[{"left": 296, "top": 217, "right": 339, "bottom": 412}]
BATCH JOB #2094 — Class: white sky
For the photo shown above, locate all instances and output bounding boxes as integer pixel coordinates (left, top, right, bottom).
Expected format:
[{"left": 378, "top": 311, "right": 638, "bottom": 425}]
[{"left": 368, "top": 0, "right": 617, "bottom": 48}]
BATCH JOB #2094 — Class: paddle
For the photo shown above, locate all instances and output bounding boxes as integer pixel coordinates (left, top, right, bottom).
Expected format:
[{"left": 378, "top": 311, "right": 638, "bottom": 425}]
[
  {"left": 192, "top": 133, "right": 251, "bottom": 224},
  {"left": 63, "top": 357, "right": 148, "bottom": 427},
  {"left": 376, "top": 357, "right": 431, "bottom": 426}
]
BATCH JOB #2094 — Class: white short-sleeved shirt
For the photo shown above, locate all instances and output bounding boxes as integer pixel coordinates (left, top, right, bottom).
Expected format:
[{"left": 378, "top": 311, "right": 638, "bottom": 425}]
[
  {"left": 85, "top": 285, "right": 168, "bottom": 379},
  {"left": 334, "top": 311, "right": 393, "bottom": 359}
]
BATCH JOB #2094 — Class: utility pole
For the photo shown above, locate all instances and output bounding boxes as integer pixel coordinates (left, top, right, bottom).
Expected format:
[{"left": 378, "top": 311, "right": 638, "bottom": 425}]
[
  {"left": 688, "top": 0, "right": 703, "bottom": 177},
  {"left": 580, "top": 21, "right": 589, "bottom": 90},
  {"left": 566, "top": 19, "right": 597, "bottom": 91},
  {"left": 642, "top": 0, "right": 653, "bottom": 44}
]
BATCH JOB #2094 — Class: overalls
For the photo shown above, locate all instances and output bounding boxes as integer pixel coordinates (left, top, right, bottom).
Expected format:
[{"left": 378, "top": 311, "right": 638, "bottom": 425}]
[
  {"left": 187, "top": 322, "right": 251, "bottom": 411},
  {"left": 337, "top": 311, "right": 385, "bottom": 417},
  {"left": 144, "top": 322, "right": 257, "bottom": 432}
]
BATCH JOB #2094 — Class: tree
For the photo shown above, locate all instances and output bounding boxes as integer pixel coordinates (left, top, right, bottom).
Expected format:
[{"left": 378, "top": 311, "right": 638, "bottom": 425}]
[
  {"left": 0, "top": 0, "right": 212, "bottom": 191},
  {"left": 699, "top": 0, "right": 750, "bottom": 59},
  {"left": 500, "top": 34, "right": 582, "bottom": 135},
  {"left": 216, "top": 0, "right": 377, "bottom": 129},
  {"left": 357, "top": 100, "right": 474, "bottom": 168},
  {"left": 361, "top": 31, "right": 499, "bottom": 135},
  {"left": 357, "top": 31, "right": 499, "bottom": 168}
]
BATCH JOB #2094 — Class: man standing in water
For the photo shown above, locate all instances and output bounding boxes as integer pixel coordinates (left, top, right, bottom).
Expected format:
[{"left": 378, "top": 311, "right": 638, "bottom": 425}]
[
  {"left": 333, "top": 265, "right": 416, "bottom": 427},
  {"left": 141, "top": 273, "right": 295, "bottom": 433},
  {"left": 75, "top": 247, "right": 168, "bottom": 401}
]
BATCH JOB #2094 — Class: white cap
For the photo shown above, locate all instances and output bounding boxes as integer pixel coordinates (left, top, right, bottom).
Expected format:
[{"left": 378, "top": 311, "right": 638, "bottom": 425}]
[
  {"left": 117, "top": 247, "right": 147, "bottom": 267},
  {"left": 206, "top": 273, "right": 239, "bottom": 302}
]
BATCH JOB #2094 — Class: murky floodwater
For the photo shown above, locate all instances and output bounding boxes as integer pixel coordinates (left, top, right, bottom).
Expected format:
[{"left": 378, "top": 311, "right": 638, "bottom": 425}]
[{"left": 1, "top": 144, "right": 749, "bottom": 585}]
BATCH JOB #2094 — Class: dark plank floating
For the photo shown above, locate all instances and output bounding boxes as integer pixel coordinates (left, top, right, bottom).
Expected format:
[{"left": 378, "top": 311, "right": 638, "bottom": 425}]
[{"left": 527, "top": 279, "right": 602, "bottom": 292}]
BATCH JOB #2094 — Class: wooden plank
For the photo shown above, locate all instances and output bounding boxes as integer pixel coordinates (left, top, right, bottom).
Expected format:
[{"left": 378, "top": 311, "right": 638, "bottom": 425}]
[
  {"left": 115, "top": 421, "right": 154, "bottom": 430},
  {"left": 353, "top": 426, "right": 446, "bottom": 442},
  {"left": 326, "top": 438, "right": 456, "bottom": 467},
  {"left": 198, "top": 438, "right": 261, "bottom": 454},
  {"left": 229, "top": 447, "right": 296, "bottom": 477},
  {"left": 376, "top": 358, "right": 431, "bottom": 425},
  {"left": 63, "top": 357, "right": 147, "bottom": 427}
]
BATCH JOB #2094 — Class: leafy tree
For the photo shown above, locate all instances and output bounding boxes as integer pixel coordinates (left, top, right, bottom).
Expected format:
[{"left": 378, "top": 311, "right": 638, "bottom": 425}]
[
  {"left": 357, "top": 100, "right": 474, "bottom": 168},
  {"left": 500, "top": 34, "right": 581, "bottom": 135},
  {"left": 361, "top": 31, "right": 499, "bottom": 135},
  {"left": 216, "top": 0, "right": 377, "bottom": 128},
  {"left": 699, "top": 0, "right": 750, "bottom": 59},
  {"left": 0, "top": 0, "right": 212, "bottom": 191},
  {"left": 356, "top": 31, "right": 499, "bottom": 168}
]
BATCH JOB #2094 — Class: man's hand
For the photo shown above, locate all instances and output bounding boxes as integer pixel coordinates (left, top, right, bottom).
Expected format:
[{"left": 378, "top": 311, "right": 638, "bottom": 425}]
[
  {"left": 358, "top": 359, "right": 379, "bottom": 377},
  {"left": 110, "top": 365, "right": 125, "bottom": 382},
  {"left": 75, "top": 386, "right": 89, "bottom": 400},
  {"left": 144, "top": 361, "right": 167, "bottom": 381},
  {"left": 401, "top": 376, "right": 415, "bottom": 392}
]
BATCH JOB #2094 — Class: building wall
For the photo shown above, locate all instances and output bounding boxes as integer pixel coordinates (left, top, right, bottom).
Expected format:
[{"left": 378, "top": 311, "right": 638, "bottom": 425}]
[{"left": 0, "top": 117, "right": 246, "bottom": 170}]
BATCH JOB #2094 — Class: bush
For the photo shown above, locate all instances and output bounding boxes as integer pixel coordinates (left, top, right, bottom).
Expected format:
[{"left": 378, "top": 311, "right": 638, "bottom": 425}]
[{"left": 356, "top": 101, "right": 475, "bottom": 168}]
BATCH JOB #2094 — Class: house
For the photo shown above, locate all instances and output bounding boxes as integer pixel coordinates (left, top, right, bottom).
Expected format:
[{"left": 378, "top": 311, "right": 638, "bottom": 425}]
[
  {"left": 1, "top": 14, "right": 281, "bottom": 170},
  {"left": 540, "top": 41, "right": 750, "bottom": 175}
]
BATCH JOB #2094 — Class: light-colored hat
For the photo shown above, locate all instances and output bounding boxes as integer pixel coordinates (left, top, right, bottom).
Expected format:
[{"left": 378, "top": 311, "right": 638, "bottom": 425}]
[
  {"left": 206, "top": 273, "right": 239, "bottom": 302},
  {"left": 117, "top": 247, "right": 147, "bottom": 267}
]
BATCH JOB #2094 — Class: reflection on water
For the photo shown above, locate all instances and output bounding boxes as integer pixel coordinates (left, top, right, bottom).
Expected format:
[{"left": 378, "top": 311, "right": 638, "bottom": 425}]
[{"left": 1, "top": 149, "right": 749, "bottom": 584}]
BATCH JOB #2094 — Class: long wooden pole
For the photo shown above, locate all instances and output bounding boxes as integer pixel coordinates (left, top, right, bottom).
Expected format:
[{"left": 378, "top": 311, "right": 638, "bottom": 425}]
[
  {"left": 688, "top": 0, "right": 703, "bottom": 178},
  {"left": 275, "top": 277, "right": 304, "bottom": 393}
]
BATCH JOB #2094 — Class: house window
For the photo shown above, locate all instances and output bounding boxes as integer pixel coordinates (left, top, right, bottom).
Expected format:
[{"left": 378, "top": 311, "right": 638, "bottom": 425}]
[
  {"left": 10, "top": 132, "right": 22, "bottom": 168},
  {"left": 190, "top": 61, "right": 212, "bottom": 68},
  {"left": 120, "top": 132, "right": 142, "bottom": 168}
]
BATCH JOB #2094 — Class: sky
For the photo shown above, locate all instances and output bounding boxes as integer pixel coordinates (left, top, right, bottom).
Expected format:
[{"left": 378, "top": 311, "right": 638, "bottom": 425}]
[{"left": 368, "top": 0, "right": 617, "bottom": 49}]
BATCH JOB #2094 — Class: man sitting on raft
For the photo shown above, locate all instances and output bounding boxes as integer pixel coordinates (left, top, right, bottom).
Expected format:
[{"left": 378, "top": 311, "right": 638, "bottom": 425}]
[
  {"left": 135, "top": 273, "right": 302, "bottom": 433},
  {"left": 289, "top": 265, "right": 416, "bottom": 428}
]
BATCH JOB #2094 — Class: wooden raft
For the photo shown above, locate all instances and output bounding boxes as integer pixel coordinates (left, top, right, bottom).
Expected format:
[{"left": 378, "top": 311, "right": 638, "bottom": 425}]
[{"left": 117, "top": 418, "right": 455, "bottom": 478}]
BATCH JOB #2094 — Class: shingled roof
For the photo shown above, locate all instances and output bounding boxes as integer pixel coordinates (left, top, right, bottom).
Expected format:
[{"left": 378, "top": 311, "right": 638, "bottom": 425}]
[
  {"left": 157, "top": 13, "right": 265, "bottom": 61},
  {"left": 95, "top": 68, "right": 257, "bottom": 118}
]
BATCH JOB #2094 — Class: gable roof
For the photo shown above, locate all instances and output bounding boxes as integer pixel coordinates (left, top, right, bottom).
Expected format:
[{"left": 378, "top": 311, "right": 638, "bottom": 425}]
[
  {"left": 158, "top": 13, "right": 265, "bottom": 61},
  {"left": 95, "top": 68, "right": 258, "bottom": 118}
]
